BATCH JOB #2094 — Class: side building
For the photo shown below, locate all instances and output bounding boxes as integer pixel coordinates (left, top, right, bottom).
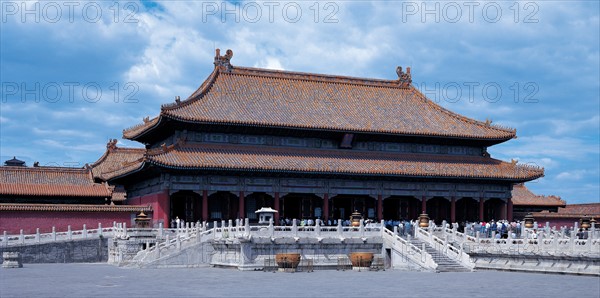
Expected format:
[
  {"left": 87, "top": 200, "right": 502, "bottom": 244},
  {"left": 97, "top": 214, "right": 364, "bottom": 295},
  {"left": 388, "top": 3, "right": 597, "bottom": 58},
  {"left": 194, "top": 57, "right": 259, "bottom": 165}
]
[
  {"left": 0, "top": 156, "right": 151, "bottom": 234},
  {"left": 104, "top": 49, "right": 544, "bottom": 227}
]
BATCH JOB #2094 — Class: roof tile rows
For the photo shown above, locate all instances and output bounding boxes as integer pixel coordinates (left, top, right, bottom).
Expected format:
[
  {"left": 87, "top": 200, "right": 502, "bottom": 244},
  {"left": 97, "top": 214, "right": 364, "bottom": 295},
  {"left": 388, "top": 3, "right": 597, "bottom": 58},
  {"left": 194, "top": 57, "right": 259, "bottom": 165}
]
[
  {"left": 0, "top": 183, "right": 111, "bottom": 197},
  {"left": 89, "top": 142, "right": 145, "bottom": 180},
  {"left": 124, "top": 64, "right": 516, "bottom": 140},
  {"left": 0, "top": 166, "right": 94, "bottom": 185},
  {"left": 0, "top": 166, "right": 112, "bottom": 198},
  {"left": 0, "top": 166, "right": 119, "bottom": 198},
  {"left": 145, "top": 143, "right": 543, "bottom": 181},
  {"left": 511, "top": 183, "right": 566, "bottom": 206},
  {"left": 532, "top": 203, "right": 600, "bottom": 219}
]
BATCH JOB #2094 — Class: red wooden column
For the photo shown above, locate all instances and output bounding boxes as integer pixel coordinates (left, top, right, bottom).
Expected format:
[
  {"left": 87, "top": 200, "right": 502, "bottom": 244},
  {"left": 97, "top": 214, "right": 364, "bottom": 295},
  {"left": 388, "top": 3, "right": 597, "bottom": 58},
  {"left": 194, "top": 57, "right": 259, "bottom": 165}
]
[
  {"left": 506, "top": 198, "right": 513, "bottom": 221},
  {"left": 155, "top": 189, "right": 170, "bottom": 228},
  {"left": 274, "top": 192, "right": 280, "bottom": 225},
  {"left": 202, "top": 190, "right": 209, "bottom": 222},
  {"left": 239, "top": 191, "right": 245, "bottom": 219},
  {"left": 323, "top": 193, "right": 329, "bottom": 223},
  {"left": 450, "top": 197, "right": 456, "bottom": 223},
  {"left": 421, "top": 196, "right": 427, "bottom": 214},
  {"left": 479, "top": 197, "right": 485, "bottom": 221},
  {"left": 377, "top": 194, "right": 383, "bottom": 221}
]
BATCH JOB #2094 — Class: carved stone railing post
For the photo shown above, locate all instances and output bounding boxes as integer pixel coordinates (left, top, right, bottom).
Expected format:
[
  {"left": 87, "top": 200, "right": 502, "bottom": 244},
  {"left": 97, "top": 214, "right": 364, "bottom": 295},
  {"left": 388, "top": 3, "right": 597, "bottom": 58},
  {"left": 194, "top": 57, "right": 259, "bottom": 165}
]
[
  {"left": 244, "top": 218, "right": 250, "bottom": 237},
  {"left": 83, "top": 224, "right": 87, "bottom": 239},
  {"left": 35, "top": 228, "right": 40, "bottom": 243},
  {"left": 360, "top": 219, "right": 364, "bottom": 237},
  {"left": 98, "top": 223, "right": 102, "bottom": 237},
  {"left": 213, "top": 221, "right": 217, "bottom": 239},
  {"left": 221, "top": 220, "right": 226, "bottom": 238},
  {"left": 19, "top": 229, "right": 24, "bottom": 244},
  {"left": 570, "top": 228, "right": 576, "bottom": 251},
  {"left": 315, "top": 219, "right": 321, "bottom": 236},
  {"left": 292, "top": 219, "right": 298, "bottom": 237},
  {"left": 67, "top": 226, "right": 72, "bottom": 240},
  {"left": 3, "top": 231, "right": 7, "bottom": 246},
  {"left": 337, "top": 219, "right": 342, "bottom": 237}
]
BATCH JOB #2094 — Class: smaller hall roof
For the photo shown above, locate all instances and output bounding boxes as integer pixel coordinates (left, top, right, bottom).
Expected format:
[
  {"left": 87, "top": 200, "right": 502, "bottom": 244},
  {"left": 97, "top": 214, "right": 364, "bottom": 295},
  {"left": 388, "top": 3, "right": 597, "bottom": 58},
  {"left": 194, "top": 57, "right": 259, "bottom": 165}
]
[
  {"left": 511, "top": 183, "right": 566, "bottom": 207},
  {"left": 0, "top": 165, "right": 112, "bottom": 198},
  {"left": 89, "top": 139, "right": 145, "bottom": 181},
  {"left": 532, "top": 203, "right": 600, "bottom": 219}
]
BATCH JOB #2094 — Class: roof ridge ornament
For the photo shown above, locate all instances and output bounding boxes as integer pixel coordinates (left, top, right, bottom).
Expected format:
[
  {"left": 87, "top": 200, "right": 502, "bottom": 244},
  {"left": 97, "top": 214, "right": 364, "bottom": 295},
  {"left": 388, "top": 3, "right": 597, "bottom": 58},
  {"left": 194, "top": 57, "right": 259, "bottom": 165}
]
[
  {"left": 396, "top": 66, "right": 412, "bottom": 87},
  {"left": 214, "top": 48, "right": 234, "bottom": 72},
  {"left": 107, "top": 139, "right": 118, "bottom": 151}
]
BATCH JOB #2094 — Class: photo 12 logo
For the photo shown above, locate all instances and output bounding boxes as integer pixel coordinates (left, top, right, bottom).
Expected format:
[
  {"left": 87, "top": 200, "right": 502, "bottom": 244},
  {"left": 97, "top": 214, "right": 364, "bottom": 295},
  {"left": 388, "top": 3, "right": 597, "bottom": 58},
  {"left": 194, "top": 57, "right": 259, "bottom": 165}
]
[
  {"left": 1, "top": 1, "right": 139, "bottom": 23},
  {"left": 1, "top": 82, "right": 139, "bottom": 103},
  {"left": 415, "top": 81, "right": 539, "bottom": 104},
  {"left": 400, "top": 1, "right": 539, "bottom": 23},
  {"left": 201, "top": 1, "right": 339, "bottom": 23}
]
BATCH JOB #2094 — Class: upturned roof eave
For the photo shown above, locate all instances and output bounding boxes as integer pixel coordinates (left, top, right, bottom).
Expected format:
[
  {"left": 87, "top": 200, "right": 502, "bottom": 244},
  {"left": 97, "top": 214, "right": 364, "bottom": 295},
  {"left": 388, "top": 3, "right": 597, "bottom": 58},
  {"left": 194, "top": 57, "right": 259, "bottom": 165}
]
[
  {"left": 128, "top": 113, "right": 515, "bottom": 145},
  {"left": 144, "top": 160, "right": 543, "bottom": 182}
]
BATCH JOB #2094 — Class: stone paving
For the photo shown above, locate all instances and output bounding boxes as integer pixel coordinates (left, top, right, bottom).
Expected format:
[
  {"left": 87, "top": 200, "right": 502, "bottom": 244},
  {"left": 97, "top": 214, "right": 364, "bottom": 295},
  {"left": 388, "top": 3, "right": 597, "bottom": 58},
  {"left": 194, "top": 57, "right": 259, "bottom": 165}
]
[{"left": 1, "top": 264, "right": 599, "bottom": 297}]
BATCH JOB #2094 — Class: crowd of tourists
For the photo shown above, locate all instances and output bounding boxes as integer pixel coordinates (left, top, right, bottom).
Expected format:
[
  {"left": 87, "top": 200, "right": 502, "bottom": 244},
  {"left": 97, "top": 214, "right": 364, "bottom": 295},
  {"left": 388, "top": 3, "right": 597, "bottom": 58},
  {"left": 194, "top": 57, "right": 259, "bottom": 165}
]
[
  {"left": 459, "top": 220, "right": 522, "bottom": 239},
  {"left": 458, "top": 219, "right": 593, "bottom": 240},
  {"left": 278, "top": 218, "right": 379, "bottom": 227}
]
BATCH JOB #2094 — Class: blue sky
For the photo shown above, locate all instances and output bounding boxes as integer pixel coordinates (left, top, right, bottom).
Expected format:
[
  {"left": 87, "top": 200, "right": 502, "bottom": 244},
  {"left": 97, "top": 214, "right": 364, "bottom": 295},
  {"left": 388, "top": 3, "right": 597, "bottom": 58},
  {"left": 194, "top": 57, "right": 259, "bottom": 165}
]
[{"left": 1, "top": 1, "right": 598, "bottom": 204}]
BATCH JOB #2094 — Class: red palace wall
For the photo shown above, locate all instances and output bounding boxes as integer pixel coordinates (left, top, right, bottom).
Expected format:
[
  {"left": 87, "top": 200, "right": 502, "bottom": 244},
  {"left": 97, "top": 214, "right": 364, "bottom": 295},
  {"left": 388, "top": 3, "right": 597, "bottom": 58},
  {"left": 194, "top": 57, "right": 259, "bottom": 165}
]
[
  {"left": 535, "top": 218, "right": 583, "bottom": 228},
  {"left": 0, "top": 211, "right": 139, "bottom": 234},
  {"left": 129, "top": 190, "right": 170, "bottom": 228}
]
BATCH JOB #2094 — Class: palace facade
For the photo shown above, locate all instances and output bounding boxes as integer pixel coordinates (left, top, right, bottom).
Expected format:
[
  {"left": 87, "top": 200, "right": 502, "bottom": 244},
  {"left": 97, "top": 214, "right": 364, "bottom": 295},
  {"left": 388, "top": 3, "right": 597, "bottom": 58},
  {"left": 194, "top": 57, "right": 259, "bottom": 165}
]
[
  {"left": 98, "top": 49, "right": 545, "bottom": 227},
  {"left": 2, "top": 49, "right": 561, "bottom": 232}
]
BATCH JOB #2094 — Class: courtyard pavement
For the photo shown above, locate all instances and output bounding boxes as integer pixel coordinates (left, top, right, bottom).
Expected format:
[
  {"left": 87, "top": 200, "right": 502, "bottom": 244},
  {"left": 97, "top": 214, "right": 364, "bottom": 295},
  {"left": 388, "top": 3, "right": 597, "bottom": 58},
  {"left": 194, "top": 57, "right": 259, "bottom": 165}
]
[{"left": 1, "top": 264, "right": 599, "bottom": 297}]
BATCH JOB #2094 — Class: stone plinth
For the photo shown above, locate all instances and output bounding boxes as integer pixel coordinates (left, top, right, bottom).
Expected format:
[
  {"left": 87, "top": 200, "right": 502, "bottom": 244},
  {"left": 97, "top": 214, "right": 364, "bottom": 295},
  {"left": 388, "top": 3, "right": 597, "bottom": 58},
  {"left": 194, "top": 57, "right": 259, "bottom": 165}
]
[{"left": 2, "top": 252, "right": 23, "bottom": 268}]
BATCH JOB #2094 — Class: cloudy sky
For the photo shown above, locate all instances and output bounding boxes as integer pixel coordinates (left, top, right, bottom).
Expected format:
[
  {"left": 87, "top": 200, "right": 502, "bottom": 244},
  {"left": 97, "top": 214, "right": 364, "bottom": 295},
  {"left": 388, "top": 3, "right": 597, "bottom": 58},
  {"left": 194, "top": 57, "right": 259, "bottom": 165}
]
[{"left": 1, "top": 1, "right": 598, "bottom": 203}]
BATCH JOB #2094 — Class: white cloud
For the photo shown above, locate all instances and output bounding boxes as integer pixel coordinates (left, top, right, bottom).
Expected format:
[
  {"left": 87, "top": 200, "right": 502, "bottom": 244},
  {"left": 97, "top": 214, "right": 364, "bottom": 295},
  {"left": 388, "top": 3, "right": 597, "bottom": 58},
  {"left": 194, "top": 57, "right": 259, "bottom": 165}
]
[
  {"left": 551, "top": 115, "right": 600, "bottom": 135},
  {"left": 255, "top": 57, "right": 284, "bottom": 70},
  {"left": 491, "top": 135, "right": 599, "bottom": 161}
]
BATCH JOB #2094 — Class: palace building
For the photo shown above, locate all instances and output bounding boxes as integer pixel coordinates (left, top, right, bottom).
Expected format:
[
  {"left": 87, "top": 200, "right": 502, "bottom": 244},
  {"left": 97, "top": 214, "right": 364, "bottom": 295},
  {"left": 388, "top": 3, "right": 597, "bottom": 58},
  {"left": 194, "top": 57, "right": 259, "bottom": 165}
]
[
  {"left": 100, "top": 49, "right": 546, "bottom": 227},
  {"left": 2, "top": 49, "right": 560, "bottom": 232}
]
